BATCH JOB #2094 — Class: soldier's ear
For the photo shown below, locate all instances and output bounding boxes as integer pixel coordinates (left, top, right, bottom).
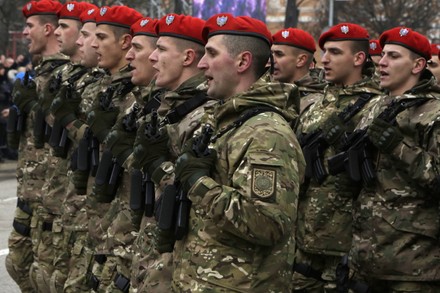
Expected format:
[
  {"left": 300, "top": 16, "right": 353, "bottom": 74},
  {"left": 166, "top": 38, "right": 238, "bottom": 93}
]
[
  {"left": 237, "top": 51, "right": 252, "bottom": 73},
  {"left": 121, "top": 34, "right": 132, "bottom": 50},
  {"left": 412, "top": 57, "right": 426, "bottom": 75},
  {"left": 353, "top": 51, "right": 366, "bottom": 67},
  {"left": 182, "top": 49, "right": 196, "bottom": 67}
]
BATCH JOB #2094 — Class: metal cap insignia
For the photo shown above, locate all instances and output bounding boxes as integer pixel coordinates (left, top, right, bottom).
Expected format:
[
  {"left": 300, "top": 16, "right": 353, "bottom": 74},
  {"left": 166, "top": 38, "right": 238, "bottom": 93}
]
[
  {"left": 281, "top": 30, "right": 290, "bottom": 39},
  {"left": 100, "top": 7, "right": 107, "bottom": 16},
  {"left": 370, "top": 42, "right": 377, "bottom": 50},
  {"left": 399, "top": 28, "right": 409, "bottom": 37},
  {"left": 87, "top": 9, "right": 95, "bottom": 15},
  {"left": 340, "top": 25, "right": 349, "bottom": 34},
  {"left": 140, "top": 19, "right": 149, "bottom": 27},
  {"left": 67, "top": 3, "right": 75, "bottom": 12},
  {"left": 166, "top": 15, "right": 174, "bottom": 25},
  {"left": 27, "top": 3, "right": 32, "bottom": 11},
  {"left": 216, "top": 15, "right": 228, "bottom": 27}
]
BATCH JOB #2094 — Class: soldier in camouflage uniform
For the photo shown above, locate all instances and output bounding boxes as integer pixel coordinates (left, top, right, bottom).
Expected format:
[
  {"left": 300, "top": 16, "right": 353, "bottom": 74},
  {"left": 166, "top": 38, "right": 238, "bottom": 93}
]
[
  {"left": 271, "top": 28, "right": 326, "bottom": 115},
  {"left": 347, "top": 27, "right": 440, "bottom": 293},
  {"left": 127, "top": 14, "right": 212, "bottom": 293},
  {"left": 5, "top": 1, "right": 68, "bottom": 292},
  {"left": 79, "top": 6, "right": 143, "bottom": 292},
  {"left": 170, "top": 13, "right": 305, "bottom": 292},
  {"left": 36, "top": 3, "right": 101, "bottom": 293},
  {"left": 293, "top": 23, "right": 384, "bottom": 292}
]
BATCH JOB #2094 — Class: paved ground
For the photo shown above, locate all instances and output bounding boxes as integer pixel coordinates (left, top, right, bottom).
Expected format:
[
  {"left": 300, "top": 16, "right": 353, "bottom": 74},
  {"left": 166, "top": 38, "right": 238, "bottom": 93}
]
[{"left": 0, "top": 159, "right": 22, "bottom": 292}]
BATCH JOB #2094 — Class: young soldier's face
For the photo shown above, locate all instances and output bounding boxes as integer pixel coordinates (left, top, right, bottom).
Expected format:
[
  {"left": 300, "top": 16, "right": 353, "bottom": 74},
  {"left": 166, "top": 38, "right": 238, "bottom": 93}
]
[
  {"left": 92, "top": 24, "right": 126, "bottom": 73},
  {"left": 321, "top": 40, "right": 357, "bottom": 85},
  {"left": 23, "top": 15, "right": 47, "bottom": 55},
  {"left": 149, "top": 36, "right": 185, "bottom": 90},
  {"left": 54, "top": 19, "right": 80, "bottom": 57},
  {"left": 379, "top": 44, "right": 420, "bottom": 95},
  {"left": 76, "top": 22, "right": 98, "bottom": 68},
  {"left": 126, "top": 35, "right": 157, "bottom": 86},
  {"left": 271, "top": 44, "right": 298, "bottom": 83},
  {"left": 198, "top": 35, "right": 238, "bottom": 100}
]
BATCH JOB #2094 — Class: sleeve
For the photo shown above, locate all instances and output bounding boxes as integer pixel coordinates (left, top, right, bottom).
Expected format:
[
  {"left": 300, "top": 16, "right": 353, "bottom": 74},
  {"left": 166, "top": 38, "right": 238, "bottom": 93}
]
[
  {"left": 390, "top": 118, "right": 440, "bottom": 190},
  {"left": 189, "top": 115, "right": 305, "bottom": 246}
]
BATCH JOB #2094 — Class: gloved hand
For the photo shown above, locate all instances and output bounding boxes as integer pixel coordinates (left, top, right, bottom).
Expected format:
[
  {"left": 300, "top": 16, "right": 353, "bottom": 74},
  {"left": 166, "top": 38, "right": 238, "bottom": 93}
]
[
  {"left": 40, "top": 75, "right": 62, "bottom": 117},
  {"left": 50, "top": 85, "right": 82, "bottom": 127},
  {"left": 86, "top": 105, "right": 119, "bottom": 143},
  {"left": 367, "top": 117, "right": 403, "bottom": 153},
  {"left": 321, "top": 113, "right": 347, "bottom": 146},
  {"left": 105, "top": 119, "right": 136, "bottom": 166},
  {"left": 12, "top": 78, "right": 38, "bottom": 114},
  {"left": 72, "top": 169, "right": 89, "bottom": 195},
  {"left": 7, "top": 132, "right": 20, "bottom": 150},
  {"left": 132, "top": 119, "right": 169, "bottom": 173},
  {"left": 174, "top": 138, "right": 217, "bottom": 193}
]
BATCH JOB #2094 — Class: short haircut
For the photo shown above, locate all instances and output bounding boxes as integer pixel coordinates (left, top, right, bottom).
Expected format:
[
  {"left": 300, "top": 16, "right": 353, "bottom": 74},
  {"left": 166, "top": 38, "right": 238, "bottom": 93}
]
[
  {"left": 223, "top": 34, "right": 271, "bottom": 78},
  {"left": 110, "top": 25, "right": 131, "bottom": 41},
  {"left": 291, "top": 46, "right": 315, "bottom": 68},
  {"left": 37, "top": 14, "right": 59, "bottom": 28},
  {"left": 173, "top": 38, "right": 205, "bottom": 62},
  {"left": 350, "top": 39, "right": 369, "bottom": 58}
]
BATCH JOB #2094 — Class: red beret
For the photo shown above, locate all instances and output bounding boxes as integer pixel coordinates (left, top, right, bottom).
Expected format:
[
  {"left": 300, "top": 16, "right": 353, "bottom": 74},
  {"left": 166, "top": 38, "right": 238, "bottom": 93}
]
[
  {"left": 22, "top": 0, "right": 63, "bottom": 18},
  {"left": 95, "top": 6, "right": 143, "bottom": 29},
  {"left": 156, "top": 14, "right": 205, "bottom": 45},
  {"left": 430, "top": 43, "right": 440, "bottom": 58},
  {"left": 319, "top": 23, "right": 369, "bottom": 50},
  {"left": 131, "top": 17, "right": 158, "bottom": 37},
  {"left": 79, "top": 5, "right": 99, "bottom": 24},
  {"left": 202, "top": 13, "right": 272, "bottom": 46},
  {"left": 379, "top": 27, "right": 431, "bottom": 60},
  {"left": 58, "top": 2, "right": 96, "bottom": 21},
  {"left": 272, "top": 28, "right": 316, "bottom": 53},
  {"left": 369, "top": 39, "right": 382, "bottom": 56}
]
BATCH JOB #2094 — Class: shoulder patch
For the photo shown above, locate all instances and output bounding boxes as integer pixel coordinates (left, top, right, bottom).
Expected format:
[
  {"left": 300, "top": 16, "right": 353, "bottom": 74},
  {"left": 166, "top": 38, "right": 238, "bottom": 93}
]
[{"left": 252, "top": 167, "right": 276, "bottom": 198}]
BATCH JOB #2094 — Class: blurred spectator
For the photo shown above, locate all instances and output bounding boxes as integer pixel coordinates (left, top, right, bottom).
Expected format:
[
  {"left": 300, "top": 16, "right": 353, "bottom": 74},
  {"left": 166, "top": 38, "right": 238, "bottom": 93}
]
[{"left": 0, "top": 63, "right": 17, "bottom": 161}]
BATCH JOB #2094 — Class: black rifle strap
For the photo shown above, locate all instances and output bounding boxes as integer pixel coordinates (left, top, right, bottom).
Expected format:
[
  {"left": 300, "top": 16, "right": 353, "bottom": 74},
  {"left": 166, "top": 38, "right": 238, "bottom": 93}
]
[
  {"left": 376, "top": 98, "right": 428, "bottom": 122},
  {"left": 211, "top": 106, "right": 285, "bottom": 143},
  {"left": 143, "top": 89, "right": 163, "bottom": 115},
  {"left": 36, "top": 59, "right": 69, "bottom": 77},
  {"left": 338, "top": 92, "right": 374, "bottom": 123},
  {"left": 160, "top": 92, "right": 208, "bottom": 126},
  {"left": 66, "top": 66, "right": 89, "bottom": 85}
]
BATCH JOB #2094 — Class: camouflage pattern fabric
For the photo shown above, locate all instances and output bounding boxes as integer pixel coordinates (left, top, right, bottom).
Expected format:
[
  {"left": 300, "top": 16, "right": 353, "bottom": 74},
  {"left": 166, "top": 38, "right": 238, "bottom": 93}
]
[
  {"left": 295, "top": 67, "right": 326, "bottom": 116},
  {"left": 130, "top": 73, "right": 212, "bottom": 293},
  {"left": 49, "top": 66, "right": 106, "bottom": 293},
  {"left": 293, "top": 65, "right": 385, "bottom": 291},
  {"left": 172, "top": 78, "right": 305, "bottom": 292},
  {"left": 350, "top": 72, "right": 440, "bottom": 282}
]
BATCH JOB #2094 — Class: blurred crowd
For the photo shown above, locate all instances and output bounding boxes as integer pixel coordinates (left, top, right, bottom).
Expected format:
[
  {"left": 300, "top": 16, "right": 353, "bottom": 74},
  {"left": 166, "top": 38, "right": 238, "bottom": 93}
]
[{"left": 0, "top": 53, "right": 34, "bottom": 162}]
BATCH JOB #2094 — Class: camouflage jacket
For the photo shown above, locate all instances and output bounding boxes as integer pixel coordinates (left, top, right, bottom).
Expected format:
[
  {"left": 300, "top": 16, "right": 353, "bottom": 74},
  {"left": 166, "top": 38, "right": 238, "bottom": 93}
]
[
  {"left": 295, "top": 65, "right": 384, "bottom": 256},
  {"left": 295, "top": 67, "right": 326, "bottom": 116},
  {"left": 173, "top": 78, "right": 305, "bottom": 292},
  {"left": 350, "top": 71, "right": 440, "bottom": 281},
  {"left": 66, "top": 67, "right": 107, "bottom": 147}
]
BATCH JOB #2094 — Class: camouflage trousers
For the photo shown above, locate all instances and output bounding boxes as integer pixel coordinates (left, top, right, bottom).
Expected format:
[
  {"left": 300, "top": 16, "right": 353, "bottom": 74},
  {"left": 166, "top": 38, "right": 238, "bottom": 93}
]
[
  {"left": 5, "top": 200, "right": 38, "bottom": 293},
  {"left": 292, "top": 248, "right": 342, "bottom": 293},
  {"left": 129, "top": 216, "right": 173, "bottom": 293},
  {"left": 63, "top": 232, "right": 92, "bottom": 293},
  {"left": 29, "top": 208, "right": 56, "bottom": 293}
]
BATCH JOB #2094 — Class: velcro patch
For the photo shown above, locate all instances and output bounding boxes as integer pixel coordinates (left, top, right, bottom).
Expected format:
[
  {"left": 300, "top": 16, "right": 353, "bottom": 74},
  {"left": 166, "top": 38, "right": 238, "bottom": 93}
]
[{"left": 252, "top": 167, "right": 276, "bottom": 198}]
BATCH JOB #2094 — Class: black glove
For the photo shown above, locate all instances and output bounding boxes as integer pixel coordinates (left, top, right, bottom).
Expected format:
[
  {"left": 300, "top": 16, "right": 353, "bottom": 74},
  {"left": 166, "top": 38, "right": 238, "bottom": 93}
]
[
  {"left": 50, "top": 85, "right": 82, "bottom": 127},
  {"left": 174, "top": 139, "right": 216, "bottom": 193},
  {"left": 153, "top": 225, "right": 175, "bottom": 253},
  {"left": 132, "top": 119, "right": 169, "bottom": 173},
  {"left": 321, "top": 113, "right": 347, "bottom": 146},
  {"left": 12, "top": 78, "right": 38, "bottom": 114},
  {"left": 72, "top": 169, "right": 89, "bottom": 195},
  {"left": 86, "top": 105, "right": 119, "bottom": 143},
  {"left": 367, "top": 117, "right": 403, "bottom": 154},
  {"left": 105, "top": 119, "right": 136, "bottom": 166}
]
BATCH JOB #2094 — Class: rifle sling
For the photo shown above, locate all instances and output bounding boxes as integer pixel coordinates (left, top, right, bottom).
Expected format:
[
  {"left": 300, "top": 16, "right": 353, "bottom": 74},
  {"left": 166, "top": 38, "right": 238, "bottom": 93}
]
[
  {"left": 211, "top": 106, "right": 285, "bottom": 143},
  {"left": 161, "top": 92, "right": 208, "bottom": 125}
]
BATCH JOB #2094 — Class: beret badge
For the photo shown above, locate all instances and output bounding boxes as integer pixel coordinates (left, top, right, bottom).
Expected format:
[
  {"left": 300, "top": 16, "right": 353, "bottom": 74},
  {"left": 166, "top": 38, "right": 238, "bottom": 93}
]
[{"left": 216, "top": 15, "right": 228, "bottom": 27}]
